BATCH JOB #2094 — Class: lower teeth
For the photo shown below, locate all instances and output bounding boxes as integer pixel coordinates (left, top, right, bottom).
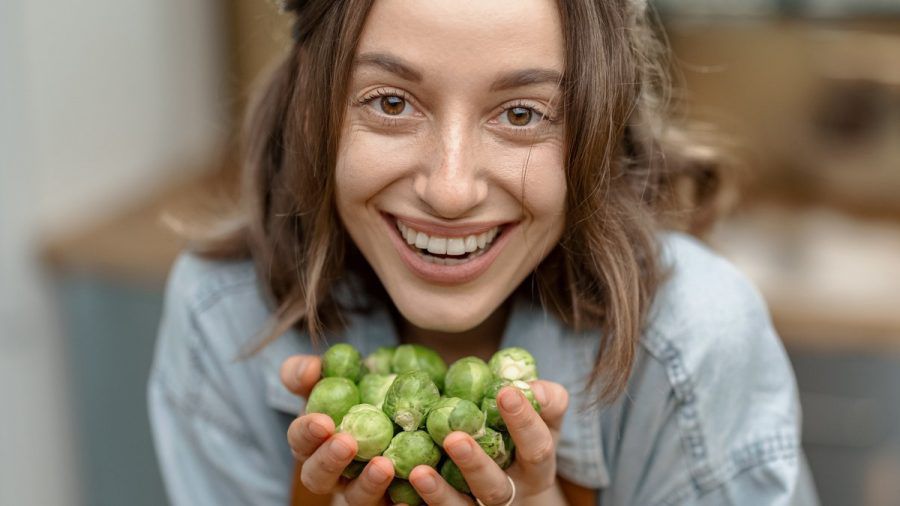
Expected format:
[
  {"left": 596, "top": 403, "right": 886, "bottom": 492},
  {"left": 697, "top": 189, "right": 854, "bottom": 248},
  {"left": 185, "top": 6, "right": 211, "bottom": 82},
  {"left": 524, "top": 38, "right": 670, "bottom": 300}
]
[{"left": 416, "top": 245, "right": 489, "bottom": 265}]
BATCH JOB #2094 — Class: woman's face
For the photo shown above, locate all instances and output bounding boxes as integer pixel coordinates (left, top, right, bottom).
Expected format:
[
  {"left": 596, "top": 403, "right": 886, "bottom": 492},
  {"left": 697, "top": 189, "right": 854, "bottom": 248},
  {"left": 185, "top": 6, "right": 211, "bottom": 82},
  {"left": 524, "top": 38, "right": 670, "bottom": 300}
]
[{"left": 335, "top": 0, "right": 566, "bottom": 333}]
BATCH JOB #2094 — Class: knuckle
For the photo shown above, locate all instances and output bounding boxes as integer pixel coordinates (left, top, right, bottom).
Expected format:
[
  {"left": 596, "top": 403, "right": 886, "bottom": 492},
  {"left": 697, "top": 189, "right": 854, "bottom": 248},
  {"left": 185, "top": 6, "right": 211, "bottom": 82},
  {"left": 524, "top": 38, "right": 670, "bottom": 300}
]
[
  {"left": 359, "top": 474, "right": 383, "bottom": 495},
  {"left": 322, "top": 453, "right": 345, "bottom": 473},
  {"left": 455, "top": 452, "right": 494, "bottom": 479},
  {"left": 323, "top": 439, "right": 354, "bottom": 471},
  {"left": 301, "top": 469, "right": 328, "bottom": 494},
  {"left": 345, "top": 471, "right": 387, "bottom": 503},
  {"left": 520, "top": 440, "right": 555, "bottom": 466},
  {"left": 506, "top": 412, "right": 536, "bottom": 433}
]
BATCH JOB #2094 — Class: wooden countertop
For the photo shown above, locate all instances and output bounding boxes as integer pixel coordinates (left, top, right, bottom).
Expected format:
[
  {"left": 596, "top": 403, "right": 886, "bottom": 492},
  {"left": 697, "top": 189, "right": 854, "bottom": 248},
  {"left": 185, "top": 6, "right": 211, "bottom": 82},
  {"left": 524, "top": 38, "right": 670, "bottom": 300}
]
[
  {"left": 710, "top": 202, "right": 900, "bottom": 352},
  {"left": 40, "top": 166, "right": 238, "bottom": 289}
]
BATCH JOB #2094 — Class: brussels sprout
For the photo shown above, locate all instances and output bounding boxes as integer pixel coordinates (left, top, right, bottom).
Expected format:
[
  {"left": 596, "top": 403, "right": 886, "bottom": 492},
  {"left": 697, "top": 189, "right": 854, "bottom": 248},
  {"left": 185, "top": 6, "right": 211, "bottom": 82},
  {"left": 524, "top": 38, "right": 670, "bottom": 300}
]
[
  {"left": 498, "top": 431, "right": 515, "bottom": 469},
  {"left": 382, "top": 370, "right": 440, "bottom": 432},
  {"left": 305, "top": 377, "right": 360, "bottom": 425},
  {"left": 341, "top": 460, "right": 366, "bottom": 480},
  {"left": 358, "top": 373, "right": 397, "bottom": 410},
  {"left": 488, "top": 346, "right": 538, "bottom": 382},
  {"left": 382, "top": 430, "right": 441, "bottom": 479},
  {"left": 388, "top": 479, "right": 424, "bottom": 506},
  {"left": 440, "top": 459, "right": 470, "bottom": 494},
  {"left": 363, "top": 346, "right": 396, "bottom": 375},
  {"left": 322, "top": 343, "right": 363, "bottom": 382},
  {"left": 480, "top": 379, "right": 540, "bottom": 431},
  {"left": 475, "top": 427, "right": 513, "bottom": 469},
  {"left": 425, "top": 397, "right": 486, "bottom": 446},
  {"left": 338, "top": 404, "right": 394, "bottom": 461},
  {"left": 443, "top": 356, "right": 493, "bottom": 405},
  {"left": 391, "top": 344, "right": 448, "bottom": 390}
]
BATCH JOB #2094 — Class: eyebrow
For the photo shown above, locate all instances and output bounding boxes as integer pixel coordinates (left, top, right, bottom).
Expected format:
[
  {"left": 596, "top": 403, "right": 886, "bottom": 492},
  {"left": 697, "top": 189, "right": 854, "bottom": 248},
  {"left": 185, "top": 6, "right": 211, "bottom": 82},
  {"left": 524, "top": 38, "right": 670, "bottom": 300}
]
[
  {"left": 489, "top": 68, "right": 563, "bottom": 92},
  {"left": 354, "top": 52, "right": 424, "bottom": 83},
  {"left": 353, "top": 51, "right": 563, "bottom": 91}
]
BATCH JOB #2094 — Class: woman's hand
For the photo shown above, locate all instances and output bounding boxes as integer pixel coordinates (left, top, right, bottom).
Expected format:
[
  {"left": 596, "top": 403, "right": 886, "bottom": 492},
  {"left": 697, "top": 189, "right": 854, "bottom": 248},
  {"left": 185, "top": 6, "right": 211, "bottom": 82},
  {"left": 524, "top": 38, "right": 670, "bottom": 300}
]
[
  {"left": 281, "top": 355, "right": 395, "bottom": 506},
  {"left": 406, "top": 380, "right": 570, "bottom": 506}
]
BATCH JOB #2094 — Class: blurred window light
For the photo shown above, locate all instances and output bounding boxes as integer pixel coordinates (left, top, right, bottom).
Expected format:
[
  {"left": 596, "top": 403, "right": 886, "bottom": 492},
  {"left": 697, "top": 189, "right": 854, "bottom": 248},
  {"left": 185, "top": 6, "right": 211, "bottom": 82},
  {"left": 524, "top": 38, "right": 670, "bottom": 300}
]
[
  {"left": 803, "top": 0, "right": 900, "bottom": 17},
  {"left": 653, "top": 0, "right": 780, "bottom": 17},
  {"left": 653, "top": 0, "right": 900, "bottom": 17}
]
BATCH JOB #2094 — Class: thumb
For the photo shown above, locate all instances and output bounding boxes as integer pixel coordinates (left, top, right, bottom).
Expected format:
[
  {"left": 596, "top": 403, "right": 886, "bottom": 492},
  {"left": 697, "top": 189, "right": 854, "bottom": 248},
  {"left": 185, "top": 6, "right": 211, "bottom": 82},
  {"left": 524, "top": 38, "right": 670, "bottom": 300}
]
[{"left": 279, "top": 355, "right": 322, "bottom": 399}]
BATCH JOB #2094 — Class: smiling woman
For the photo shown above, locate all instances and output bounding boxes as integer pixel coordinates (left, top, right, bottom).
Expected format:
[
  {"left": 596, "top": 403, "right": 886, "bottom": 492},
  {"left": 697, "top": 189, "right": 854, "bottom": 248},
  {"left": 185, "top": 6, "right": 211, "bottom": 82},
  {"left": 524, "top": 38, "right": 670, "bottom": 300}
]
[
  {"left": 147, "top": 1, "right": 819, "bottom": 505},
  {"left": 336, "top": 0, "right": 567, "bottom": 339}
]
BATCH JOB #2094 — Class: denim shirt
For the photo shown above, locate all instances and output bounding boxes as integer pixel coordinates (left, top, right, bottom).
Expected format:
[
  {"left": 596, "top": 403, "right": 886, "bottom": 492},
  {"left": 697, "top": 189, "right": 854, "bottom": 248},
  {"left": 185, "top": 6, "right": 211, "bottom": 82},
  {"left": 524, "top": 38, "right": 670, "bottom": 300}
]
[{"left": 147, "top": 231, "right": 819, "bottom": 505}]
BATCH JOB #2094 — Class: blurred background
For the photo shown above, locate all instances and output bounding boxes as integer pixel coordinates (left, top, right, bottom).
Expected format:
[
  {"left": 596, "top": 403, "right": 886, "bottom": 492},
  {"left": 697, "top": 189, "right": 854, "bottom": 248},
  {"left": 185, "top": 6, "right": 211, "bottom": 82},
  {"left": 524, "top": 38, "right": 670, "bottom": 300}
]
[{"left": 1, "top": 1, "right": 898, "bottom": 505}]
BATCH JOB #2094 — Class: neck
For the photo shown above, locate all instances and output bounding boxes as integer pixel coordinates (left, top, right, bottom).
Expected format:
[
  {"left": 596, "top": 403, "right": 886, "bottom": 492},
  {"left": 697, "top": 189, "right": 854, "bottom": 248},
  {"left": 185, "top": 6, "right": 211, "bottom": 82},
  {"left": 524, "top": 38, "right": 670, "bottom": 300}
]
[{"left": 393, "top": 299, "right": 513, "bottom": 364}]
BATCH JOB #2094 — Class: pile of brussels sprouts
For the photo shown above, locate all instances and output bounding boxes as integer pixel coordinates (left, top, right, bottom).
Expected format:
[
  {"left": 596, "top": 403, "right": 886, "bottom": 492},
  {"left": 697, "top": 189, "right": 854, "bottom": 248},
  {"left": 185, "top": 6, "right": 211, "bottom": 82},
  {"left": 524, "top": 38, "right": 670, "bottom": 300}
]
[{"left": 305, "top": 343, "right": 540, "bottom": 505}]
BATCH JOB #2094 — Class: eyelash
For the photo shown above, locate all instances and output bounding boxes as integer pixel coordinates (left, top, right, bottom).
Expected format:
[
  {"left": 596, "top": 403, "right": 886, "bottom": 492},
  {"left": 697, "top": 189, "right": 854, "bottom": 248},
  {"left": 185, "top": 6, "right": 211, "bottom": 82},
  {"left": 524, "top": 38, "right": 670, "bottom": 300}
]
[
  {"left": 356, "top": 88, "right": 415, "bottom": 127},
  {"left": 355, "top": 88, "right": 557, "bottom": 135}
]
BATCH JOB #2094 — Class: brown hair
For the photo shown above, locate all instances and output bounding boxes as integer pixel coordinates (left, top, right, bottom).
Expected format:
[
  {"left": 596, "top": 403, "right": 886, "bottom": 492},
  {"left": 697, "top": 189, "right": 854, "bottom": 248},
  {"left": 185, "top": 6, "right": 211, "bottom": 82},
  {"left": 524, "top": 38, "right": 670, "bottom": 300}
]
[{"left": 185, "top": 0, "right": 733, "bottom": 402}]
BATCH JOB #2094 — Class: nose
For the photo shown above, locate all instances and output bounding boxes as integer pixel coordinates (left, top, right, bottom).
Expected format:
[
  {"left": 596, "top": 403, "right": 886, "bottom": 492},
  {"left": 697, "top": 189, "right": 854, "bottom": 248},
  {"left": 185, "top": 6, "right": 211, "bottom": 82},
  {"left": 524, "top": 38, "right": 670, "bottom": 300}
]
[{"left": 414, "top": 121, "right": 488, "bottom": 219}]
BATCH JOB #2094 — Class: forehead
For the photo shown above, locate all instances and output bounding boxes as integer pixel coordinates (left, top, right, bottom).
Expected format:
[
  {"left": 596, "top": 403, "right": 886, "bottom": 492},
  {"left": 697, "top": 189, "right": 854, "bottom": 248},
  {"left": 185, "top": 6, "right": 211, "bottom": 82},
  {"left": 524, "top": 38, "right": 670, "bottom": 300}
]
[{"left": 354, "top": 0, "right": 564, "bottom": 85}]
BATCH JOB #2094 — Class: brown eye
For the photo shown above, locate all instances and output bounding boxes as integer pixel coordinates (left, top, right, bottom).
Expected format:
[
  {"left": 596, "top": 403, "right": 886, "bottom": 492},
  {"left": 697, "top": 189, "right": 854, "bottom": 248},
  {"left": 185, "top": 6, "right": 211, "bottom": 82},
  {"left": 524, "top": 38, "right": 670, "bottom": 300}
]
[
  {"left": 506, "top": 107, "right": 533, "bottom": 126},
  {"left": 380, "top": 95, "right": 406, "bottom": 115}
]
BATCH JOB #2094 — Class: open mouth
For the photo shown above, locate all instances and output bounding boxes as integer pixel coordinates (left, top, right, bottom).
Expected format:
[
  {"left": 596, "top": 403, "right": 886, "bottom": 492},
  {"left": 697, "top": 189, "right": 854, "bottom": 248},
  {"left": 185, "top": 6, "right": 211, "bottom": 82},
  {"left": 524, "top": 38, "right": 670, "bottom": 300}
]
[
  {"left": 392, "top": 217, "right": 505, "bottom": 266},
  {"left": 380, "top": 212, "right": 518, "bottom": 284}
]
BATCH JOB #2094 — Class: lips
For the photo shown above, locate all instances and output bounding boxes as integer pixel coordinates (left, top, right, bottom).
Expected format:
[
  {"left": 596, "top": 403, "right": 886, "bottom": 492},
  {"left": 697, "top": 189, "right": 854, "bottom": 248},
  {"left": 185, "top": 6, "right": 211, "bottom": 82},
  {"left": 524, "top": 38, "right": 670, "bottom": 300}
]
[
  {"left": 393, "top": 214, "right": 509, "bottom": 237},
  {"left": 381, "top": 213, "right": 518, "bottom": 285}
]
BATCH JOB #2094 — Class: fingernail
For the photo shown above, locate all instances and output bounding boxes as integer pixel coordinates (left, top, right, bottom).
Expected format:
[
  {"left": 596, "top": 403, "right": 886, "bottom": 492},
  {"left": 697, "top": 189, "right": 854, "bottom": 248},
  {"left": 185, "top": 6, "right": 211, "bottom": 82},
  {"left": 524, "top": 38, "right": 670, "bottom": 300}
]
[
  {"left": 368, "top": 463, "right": 389, "bottom": 483},
  {"left": 499, "top": 388, "right": 524, "bottom": 413},
  {"left": 448, "top": 438, "right": 472, "bottom": 460},
  {"left": 308, "top": 421, "right": 329, "bottom": 439},
  {"left": 332, "top": 438, "right": 354, "bottom": 459},
  {"left": 416, "top": 472, "right": 438, "bottom": 494},
  {"left": 296, "top": 359, "right": 308, "bottom": 381}
]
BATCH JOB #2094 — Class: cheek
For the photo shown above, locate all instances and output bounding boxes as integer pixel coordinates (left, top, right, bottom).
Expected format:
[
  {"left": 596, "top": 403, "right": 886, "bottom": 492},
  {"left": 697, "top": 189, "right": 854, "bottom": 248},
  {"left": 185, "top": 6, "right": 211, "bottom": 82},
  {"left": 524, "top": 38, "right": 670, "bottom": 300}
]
[
  {"left": 492, "top": 141, "right": 567, "bottom": 219},
  {"left": 336, "top": 124, "right": 423, "bottom": 203},
  {"left": 526, "top": 160, "right": 567, "bottom": 219}
]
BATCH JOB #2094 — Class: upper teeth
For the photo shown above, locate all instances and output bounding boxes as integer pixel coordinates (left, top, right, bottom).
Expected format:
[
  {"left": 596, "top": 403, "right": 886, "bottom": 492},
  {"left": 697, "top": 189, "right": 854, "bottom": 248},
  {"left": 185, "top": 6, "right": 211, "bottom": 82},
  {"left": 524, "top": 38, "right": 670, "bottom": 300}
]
[{"left": 396, "top": 221, "right": 500, "bottom": 256}]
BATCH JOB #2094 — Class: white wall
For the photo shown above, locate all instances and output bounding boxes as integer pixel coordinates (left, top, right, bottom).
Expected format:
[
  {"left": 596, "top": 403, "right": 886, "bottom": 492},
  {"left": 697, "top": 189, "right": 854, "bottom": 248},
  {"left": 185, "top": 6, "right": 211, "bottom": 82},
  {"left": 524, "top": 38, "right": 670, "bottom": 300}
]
[{"left": 0, "top": 0, "right": 228, "bottom": 504}]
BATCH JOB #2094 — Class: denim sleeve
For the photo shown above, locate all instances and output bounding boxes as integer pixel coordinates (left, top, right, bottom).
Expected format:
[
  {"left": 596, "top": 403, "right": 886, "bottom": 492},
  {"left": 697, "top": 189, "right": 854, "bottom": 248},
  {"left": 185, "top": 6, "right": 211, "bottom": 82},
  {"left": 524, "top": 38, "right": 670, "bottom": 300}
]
[
  {"left": 599, "top": 233, "right": 820, "bottom": 505},
  {"left": 147, "top": 255, "right": 292, "bottom": 506}
]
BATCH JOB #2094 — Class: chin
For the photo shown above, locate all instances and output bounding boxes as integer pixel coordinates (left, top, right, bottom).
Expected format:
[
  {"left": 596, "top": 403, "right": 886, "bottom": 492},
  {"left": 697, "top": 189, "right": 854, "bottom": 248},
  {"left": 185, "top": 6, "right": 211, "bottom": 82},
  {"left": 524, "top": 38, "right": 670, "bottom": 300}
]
[{"left": 389, "top": 289, "right": 500, "bottom": 334}]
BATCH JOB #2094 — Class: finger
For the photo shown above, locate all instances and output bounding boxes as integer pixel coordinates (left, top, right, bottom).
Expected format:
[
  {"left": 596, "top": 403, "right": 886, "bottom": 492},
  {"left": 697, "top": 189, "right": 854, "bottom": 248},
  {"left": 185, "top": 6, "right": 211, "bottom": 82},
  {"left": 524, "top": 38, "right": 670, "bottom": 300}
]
[
  {"left": 443, "top": 432, "right": 511, "bottom": 506},
  {"left": 280, "top": 355, "right": 322, "bottom": 399},
  {"left": 287, "top": 413, "right": 335, "bottom": 463},
  {"left": 497, "top": 387, "right": 556, "bottom": 481},
  {"left": 342, "top": 457, "right": 394, "bottom": 506},
  {"left": 527, "top": 380, "right": 569, "bottom": 432},
  {"left": 408, "top": 465, "right": 473, "bottom": 506},
  {"left": 299, "top": 433, "right": 358, "bottom": 495}
]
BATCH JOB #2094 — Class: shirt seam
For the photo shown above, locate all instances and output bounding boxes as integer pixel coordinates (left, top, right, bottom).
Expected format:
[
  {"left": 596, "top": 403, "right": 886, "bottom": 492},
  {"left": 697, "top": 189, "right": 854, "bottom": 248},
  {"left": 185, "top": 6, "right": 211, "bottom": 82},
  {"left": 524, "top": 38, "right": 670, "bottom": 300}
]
[
  {"left": 640, "top": 328, "right": 712, "bottom": 482},
  {"left": 155, "top": 265, "right": 263, "bottom": 446},
  {"left": 652, "top": 432, "right": 800, "bottom": 506},
  {"left": 150, "top": 369, "right": 256, "bottom": 447},
  {"left": 190, "top": 275, "right": 260, "bottom": 317}
]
